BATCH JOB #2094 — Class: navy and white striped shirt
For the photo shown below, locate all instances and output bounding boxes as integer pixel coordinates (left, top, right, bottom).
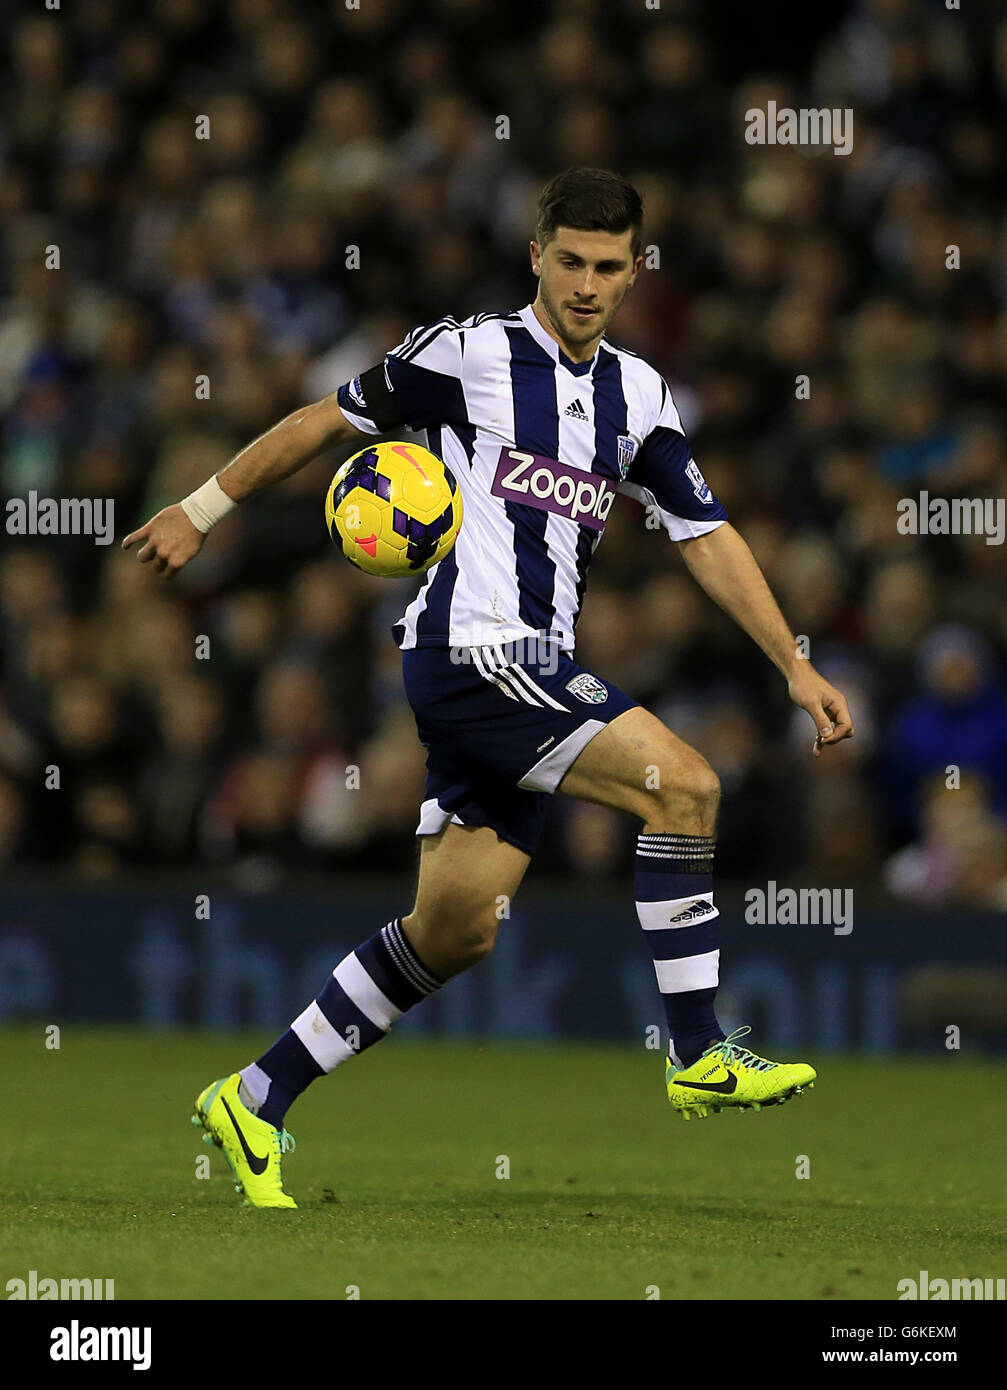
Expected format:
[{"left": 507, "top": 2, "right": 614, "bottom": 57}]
[{"left": 336, "top": 303, "right": 728, "bottom": 651}]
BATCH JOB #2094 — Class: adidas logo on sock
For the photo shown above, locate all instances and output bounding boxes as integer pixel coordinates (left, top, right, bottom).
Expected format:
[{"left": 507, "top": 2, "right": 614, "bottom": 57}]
[
  {"left": 564, "top": 398, "right": 589, "bottom": 421},
  {"left": 668, "top": 900, "right": 716, "bottom": 925}
]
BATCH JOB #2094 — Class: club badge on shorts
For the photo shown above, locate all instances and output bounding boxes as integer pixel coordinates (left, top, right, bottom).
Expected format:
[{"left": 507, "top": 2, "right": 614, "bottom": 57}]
[{"left": 566, "top": 673, "right": 608, "bottom": 704}]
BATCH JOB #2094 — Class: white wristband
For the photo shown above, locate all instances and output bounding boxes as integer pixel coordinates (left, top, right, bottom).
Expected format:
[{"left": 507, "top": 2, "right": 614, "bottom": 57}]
[{"left": 180, "top": 476, "right": 237, "bottom": 533}]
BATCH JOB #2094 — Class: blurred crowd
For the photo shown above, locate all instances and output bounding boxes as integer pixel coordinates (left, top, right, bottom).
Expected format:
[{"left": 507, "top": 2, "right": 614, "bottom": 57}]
[{"left": 1, "top": 0, "right": 1005, "bottom": 907}]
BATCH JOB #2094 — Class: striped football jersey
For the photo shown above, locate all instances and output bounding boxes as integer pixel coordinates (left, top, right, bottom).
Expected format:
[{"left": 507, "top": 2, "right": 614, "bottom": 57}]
[{"left": 336, "top": 303, "right": 727, "bottom": 651}]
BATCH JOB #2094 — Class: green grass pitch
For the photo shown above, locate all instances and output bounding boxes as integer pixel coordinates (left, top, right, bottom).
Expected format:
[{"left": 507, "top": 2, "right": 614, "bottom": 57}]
[{"left": 3, "top": 1028, "right": 1003, "bottom": 1301}]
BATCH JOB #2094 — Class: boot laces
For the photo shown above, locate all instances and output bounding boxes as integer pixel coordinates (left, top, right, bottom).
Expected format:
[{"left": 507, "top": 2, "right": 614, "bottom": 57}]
[{"left": 704, "top": 1025, "right": 777, "bottom": 1072}]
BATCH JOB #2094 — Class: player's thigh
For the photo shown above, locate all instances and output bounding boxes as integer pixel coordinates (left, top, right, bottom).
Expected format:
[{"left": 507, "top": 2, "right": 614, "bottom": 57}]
[
  {"left": 410, "top": 821, "right": 530, "bottom": 940},
  {"left": 556, "top": 705, "right": 719, "bottom": 821}
]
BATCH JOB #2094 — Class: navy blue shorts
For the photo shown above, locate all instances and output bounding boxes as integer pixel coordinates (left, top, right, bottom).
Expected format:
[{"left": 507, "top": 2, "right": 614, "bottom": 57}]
[{"left": 401, "top": 642, "right": 638, "bottom": 856}]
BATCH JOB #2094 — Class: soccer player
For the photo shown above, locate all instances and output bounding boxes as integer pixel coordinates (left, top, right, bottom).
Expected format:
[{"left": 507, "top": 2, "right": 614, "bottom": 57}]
[{"left": 124, "top": 168, "right": 853, "bottom": 1207}]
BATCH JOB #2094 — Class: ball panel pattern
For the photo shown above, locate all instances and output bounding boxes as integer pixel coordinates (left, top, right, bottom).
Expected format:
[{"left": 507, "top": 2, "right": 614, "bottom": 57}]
[{"left": 325, "top": 441, "right": 462, "bottom": 578}]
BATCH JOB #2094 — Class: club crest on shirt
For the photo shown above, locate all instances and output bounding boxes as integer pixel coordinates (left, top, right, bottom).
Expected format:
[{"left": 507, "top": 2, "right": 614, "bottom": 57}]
[
  {"left": 565, "top": 672, "right": 609, "bottom": 704},
  {"left": 617, "top": 435, "right": 637, "bottom": 478}
]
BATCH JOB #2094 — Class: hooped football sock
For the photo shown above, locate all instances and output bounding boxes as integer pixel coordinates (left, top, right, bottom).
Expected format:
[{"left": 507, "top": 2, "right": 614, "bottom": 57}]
[
  {"left": 239, "top": 918, "right": 443, "bottom": 1129},
  {"left": 635, "top": 832, "right": 725, "bottom": 1068}
]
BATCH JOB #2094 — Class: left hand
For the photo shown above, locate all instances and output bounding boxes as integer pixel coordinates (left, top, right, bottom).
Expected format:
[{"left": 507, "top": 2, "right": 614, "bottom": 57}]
[{"left": 787, "top": 663, "right": 854, "bottom": 757}]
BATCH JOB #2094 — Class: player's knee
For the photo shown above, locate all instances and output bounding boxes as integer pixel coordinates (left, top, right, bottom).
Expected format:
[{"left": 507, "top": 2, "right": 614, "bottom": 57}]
[
  {"left": 407, "top": 904, "right": 499, "bottom": 968},
  {"left": 648, "top": 750, "right": 720, "bottom": 826},
  {"left": 688, "top": 759, "right": 721, "bottom": 816},
  {"left": 455, "top": 919, "right": 499, "bottom": 964}
]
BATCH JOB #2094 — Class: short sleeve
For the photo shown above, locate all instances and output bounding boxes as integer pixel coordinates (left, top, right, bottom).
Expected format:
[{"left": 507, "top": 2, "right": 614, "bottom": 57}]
[
  {"left": 336, "top": 318, "right": 468, "bottom": 435},
  {"left": 618, "top": 378, "right": 728, "bottom": 539}
]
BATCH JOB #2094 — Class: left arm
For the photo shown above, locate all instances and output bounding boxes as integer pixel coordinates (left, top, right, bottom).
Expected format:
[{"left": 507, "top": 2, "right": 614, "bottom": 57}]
[{"left": 678, "top": 522, "right": 854, "bottom": 756}]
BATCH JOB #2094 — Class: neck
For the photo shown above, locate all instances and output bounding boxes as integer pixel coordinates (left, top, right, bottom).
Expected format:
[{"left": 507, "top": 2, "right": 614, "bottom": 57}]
[{"left": 531, "top": 296, "right": 599, "bottom": 363}]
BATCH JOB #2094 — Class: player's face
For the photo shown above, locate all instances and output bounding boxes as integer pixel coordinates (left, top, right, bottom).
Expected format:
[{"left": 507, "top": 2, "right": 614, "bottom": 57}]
[{"left": 531, "top": 227, "right": 642, "bottom": 358}]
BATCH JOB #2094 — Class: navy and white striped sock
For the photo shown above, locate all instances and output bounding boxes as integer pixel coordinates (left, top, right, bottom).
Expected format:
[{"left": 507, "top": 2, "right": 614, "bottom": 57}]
[
  {"left": 635, "top": 832, "right": 725, "bottom": 1069},
  {"left": 239, "top": 919, "right": 443, "bottom": 1129}
]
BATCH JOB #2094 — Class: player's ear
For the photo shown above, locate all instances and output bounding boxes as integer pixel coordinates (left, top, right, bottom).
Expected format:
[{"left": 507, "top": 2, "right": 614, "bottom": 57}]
[
  {"left": 628, "top": 254, "right": 644, "bottom": 286},
  {"left": 530, "top": 240, "right": 542, "bottom": 276}
]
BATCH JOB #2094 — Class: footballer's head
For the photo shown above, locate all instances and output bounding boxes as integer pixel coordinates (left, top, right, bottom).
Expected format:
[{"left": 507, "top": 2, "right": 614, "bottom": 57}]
[{"left": 531, "top": 168, "right": 644, "bottom": 355}]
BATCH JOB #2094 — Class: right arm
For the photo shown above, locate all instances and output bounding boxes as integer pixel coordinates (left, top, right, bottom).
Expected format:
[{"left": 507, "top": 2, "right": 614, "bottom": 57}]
[{"left": 122, "top": 393, "right": 364, "bottom": 574}]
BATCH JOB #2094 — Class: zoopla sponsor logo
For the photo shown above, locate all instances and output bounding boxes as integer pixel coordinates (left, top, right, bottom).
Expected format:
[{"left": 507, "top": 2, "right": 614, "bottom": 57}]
[{"left": 491, "top": 448, "right": 616, "bottom": 529}]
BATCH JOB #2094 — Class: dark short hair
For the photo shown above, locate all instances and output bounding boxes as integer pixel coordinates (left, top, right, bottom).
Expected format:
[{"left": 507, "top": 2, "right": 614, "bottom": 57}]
[{"left": 535, "top": 168, "right": 644, "bottom": 259}]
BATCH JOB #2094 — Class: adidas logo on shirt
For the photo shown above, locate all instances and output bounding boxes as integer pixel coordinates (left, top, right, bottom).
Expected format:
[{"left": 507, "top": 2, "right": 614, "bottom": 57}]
[{"left": 564, "top": 399, "right": 589, "bottom": 421}]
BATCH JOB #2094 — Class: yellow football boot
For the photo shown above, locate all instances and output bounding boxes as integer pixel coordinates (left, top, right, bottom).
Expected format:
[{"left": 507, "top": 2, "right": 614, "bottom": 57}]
[
  {"left": 666, "top": 1026, "right": 816, "bottom": 1120},
  {"left": 192, "top": 1073, "right": 297, "bottom": 1207}
]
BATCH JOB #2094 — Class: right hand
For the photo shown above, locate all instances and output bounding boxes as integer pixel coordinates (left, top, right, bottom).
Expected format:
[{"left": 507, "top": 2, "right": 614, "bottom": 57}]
[{"left": 121, "top": 503, "right": 206, "bottom": 575}]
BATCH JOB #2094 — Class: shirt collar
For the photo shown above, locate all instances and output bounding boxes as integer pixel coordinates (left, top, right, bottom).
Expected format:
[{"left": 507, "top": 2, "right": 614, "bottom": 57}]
[{"left": 517, "top": 303, "right": 600, "bottom": 377}]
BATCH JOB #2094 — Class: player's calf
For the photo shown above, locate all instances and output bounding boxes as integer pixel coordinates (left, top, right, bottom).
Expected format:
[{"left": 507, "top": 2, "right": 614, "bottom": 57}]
[
  {"left": 563, "top": 712, "right": 816, "bottom": 1105},
  {"left": 190, "top": 826, "right": 527, "bottom": 1205},
  {"left": 561, "top": 710, "right": 728, "bottom": 1069},
  {"left": 400, "top": 904, "right": 499, "bottom": 980},
  {"left": 634, "top": 822, "right": 726, "bottom": 1069},
  {"left": 401, "top": 821, "right": 529, "bottom": 978},
  {"left": 206, "top": 913, "right": 448, "bottom": 1185}
]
